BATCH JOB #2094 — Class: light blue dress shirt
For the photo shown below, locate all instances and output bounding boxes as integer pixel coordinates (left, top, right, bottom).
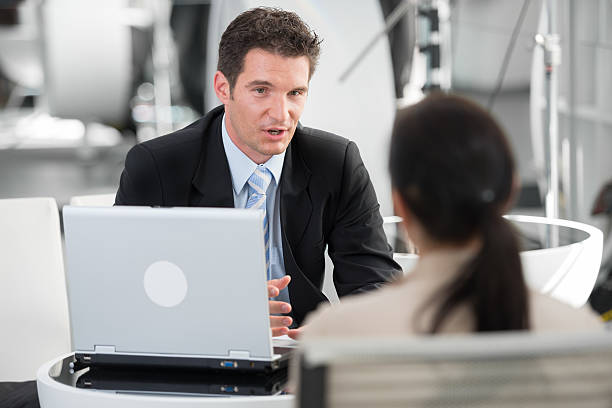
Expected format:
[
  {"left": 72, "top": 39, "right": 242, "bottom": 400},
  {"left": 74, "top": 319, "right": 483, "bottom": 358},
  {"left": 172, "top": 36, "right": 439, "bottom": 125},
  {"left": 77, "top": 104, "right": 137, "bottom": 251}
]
[{"left": 221, "top": 114, "right": 290, "bottom": 304}]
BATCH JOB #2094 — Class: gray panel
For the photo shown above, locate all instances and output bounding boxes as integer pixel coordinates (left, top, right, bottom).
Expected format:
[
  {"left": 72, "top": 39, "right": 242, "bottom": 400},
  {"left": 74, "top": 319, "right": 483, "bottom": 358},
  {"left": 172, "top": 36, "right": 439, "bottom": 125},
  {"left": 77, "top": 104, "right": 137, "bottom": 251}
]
[
  {"left": 574, "top": 44, "right": 597, "bottom": 107},
  {"left": 597, "top": 46, "right": 612, "bottom": 111},
  {"left": 450, "top": 0, "right": 543, "bottom": 91},
  {"left": 63, "top": 206, "right": 273, "bottom": 359},
  {"left": 575, "top": 0, "right": 599, "bottom": 43}
]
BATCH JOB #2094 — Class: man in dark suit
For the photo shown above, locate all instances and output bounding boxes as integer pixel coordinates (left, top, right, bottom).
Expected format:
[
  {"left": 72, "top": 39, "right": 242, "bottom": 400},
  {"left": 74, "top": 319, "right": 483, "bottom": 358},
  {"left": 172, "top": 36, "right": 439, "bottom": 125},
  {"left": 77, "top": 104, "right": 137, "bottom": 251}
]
[{"left": 116, "top": 7, "right": 401, "bottom": 337}]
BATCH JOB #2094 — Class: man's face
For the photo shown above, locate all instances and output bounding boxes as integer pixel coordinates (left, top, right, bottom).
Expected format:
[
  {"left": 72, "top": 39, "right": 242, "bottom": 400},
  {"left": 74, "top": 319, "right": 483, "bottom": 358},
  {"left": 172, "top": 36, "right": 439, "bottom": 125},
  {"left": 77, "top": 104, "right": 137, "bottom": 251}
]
[{"left": 214, "top": 48, "right": 310, "bottom": 164}]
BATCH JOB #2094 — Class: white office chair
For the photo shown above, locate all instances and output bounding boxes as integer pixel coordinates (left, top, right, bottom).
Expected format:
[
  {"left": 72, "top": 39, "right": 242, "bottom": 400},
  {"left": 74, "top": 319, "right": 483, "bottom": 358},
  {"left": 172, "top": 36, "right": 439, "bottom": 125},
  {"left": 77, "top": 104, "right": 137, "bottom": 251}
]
[
  {"left": 390, "top": 215, "right": 603, "bottom": 308},
  {"left": 0, "top": 197, "right": 71, "bottom": 381},
  {"left": 393, "top": 252, "right": 418, "bottom": 274},
  {"left": 298, "top": 330, "right": 612, "bottom": 408},
  {"left": 69, "top": 193, "right": 116, "bottom": 207},
  {"left": 507, "top": 215, "right": 603, "bottom": 308}
]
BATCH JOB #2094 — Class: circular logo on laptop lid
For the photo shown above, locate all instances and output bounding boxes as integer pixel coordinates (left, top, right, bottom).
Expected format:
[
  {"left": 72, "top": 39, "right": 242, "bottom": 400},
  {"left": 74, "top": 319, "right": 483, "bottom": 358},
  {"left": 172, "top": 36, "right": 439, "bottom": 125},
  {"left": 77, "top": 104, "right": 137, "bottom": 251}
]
[{"left": 143, "top": 261, "right": 188, "bottom": 307}]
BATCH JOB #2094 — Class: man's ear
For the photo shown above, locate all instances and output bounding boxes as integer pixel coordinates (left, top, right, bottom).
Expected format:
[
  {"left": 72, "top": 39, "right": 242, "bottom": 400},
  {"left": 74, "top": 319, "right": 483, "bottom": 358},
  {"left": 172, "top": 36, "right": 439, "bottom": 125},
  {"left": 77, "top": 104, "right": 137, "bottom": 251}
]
[{"left": 213, "top": 71, "right": 231, "bottom": 104}]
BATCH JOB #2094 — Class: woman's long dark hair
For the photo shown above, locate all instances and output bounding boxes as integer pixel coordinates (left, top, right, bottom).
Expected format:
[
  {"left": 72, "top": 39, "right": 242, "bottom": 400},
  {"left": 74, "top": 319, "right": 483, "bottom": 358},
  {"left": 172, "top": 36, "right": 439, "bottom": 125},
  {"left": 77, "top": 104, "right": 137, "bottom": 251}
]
[{"left": 389, "top": 93, "right": 529, "bottom": 333}]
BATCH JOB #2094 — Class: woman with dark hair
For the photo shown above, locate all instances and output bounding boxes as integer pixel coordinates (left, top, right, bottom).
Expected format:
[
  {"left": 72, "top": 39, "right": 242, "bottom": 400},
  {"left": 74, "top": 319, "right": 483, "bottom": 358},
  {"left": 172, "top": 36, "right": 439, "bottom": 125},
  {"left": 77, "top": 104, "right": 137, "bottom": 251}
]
[{"left": 302, "top": 94, "right": 602, "bottom": 336}]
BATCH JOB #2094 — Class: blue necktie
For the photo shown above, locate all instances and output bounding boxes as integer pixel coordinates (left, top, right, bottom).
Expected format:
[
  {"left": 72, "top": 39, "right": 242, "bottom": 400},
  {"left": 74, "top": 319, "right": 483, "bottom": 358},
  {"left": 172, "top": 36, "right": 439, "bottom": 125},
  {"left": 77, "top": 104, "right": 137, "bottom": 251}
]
[{"left": 246, "top": 165, "right": 272, "bottom": 280}]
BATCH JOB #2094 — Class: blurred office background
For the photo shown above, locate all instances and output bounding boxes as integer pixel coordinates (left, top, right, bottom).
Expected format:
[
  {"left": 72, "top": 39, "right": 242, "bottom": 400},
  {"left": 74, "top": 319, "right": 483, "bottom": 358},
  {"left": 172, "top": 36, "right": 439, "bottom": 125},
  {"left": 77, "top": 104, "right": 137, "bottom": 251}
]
[{"left": 1, "top": 0, "right": 611, "bottom": 312}]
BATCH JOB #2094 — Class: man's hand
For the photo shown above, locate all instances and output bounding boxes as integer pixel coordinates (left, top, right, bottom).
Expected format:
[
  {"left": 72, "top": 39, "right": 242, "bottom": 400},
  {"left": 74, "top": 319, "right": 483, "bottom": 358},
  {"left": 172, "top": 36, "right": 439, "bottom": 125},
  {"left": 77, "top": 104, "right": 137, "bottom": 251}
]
[
  {"left": 268, "top": 275, "right": 293, "bottom": 337},
  {"left": 287, "top": 327, "right": 302, "bottom": 340}
]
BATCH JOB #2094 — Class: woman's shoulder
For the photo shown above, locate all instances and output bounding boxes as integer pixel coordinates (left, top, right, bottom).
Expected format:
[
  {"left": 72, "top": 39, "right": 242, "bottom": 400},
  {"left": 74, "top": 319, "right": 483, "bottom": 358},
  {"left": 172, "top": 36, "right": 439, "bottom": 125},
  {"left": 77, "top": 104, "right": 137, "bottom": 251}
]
[
  {"left": 302, "top": 258, "right": 472, "bottom": 339},
  {"left": 529, "top": 290, "right": 604, "bottom": 331},
  {"left": 302, "top": 283, "right": 415, "bottom": 339}
]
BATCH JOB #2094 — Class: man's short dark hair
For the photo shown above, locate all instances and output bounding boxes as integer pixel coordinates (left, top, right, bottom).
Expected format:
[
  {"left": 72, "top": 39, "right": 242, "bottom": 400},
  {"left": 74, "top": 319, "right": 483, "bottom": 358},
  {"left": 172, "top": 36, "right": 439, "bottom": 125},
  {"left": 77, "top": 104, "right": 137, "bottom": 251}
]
[{"left": 217, "top": 7, "right": 322, "bottom": 91}]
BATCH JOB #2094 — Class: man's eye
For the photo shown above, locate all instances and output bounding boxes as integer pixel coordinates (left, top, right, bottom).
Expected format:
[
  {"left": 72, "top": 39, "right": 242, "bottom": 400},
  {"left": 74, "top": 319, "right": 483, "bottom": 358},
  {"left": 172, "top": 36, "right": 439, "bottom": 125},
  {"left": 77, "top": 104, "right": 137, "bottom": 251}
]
[
  {"left": 290, "top": 90, "right": 303, "bottom": 96},
  {"left": 255, "top": 88, "right": 266, "bottom": 94}
]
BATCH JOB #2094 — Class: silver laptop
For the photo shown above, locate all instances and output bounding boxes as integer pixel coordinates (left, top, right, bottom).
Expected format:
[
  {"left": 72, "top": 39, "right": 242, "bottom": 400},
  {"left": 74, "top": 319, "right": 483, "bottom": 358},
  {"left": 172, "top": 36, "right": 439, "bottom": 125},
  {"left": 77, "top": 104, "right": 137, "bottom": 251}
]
[{"left": 63, "top": 205, "right": 292, "bottom": 372}]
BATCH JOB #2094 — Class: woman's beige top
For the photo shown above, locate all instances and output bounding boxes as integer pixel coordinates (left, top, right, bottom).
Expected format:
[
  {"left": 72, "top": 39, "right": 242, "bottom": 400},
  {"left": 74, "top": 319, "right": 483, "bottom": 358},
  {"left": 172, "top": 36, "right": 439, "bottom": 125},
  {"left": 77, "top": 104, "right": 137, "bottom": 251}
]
[{"left": 302, "top": 247, "right": 604, "bottom": 338}]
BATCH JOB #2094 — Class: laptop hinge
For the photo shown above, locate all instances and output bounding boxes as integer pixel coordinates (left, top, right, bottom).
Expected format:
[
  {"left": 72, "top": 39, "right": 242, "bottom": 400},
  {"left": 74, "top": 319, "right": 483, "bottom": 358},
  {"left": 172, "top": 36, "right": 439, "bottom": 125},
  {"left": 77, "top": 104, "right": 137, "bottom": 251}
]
[
  {"left": 228, "top": 350, "right": 251, "bottom": 359},
  {"left": 94, "top": 345, "right": 116, "bottom": 353}
]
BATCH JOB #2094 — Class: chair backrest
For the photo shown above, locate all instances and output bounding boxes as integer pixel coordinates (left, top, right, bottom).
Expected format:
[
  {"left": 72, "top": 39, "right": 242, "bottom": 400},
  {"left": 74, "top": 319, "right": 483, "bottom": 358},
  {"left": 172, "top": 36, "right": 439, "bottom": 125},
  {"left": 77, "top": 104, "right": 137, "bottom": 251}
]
[
  {"left": 506, "top": 214, "right": 603, "bottom": 308},
  {"left": 69, "top": 193, "right": 116, "bottom": 207},
  {"left": 297, "top": 330, "right": 612, "bottom": 408},
  {"left": 393, "top": 252, "right": 418, "bottom": 273},
  {"left": 389, "top": 215, "right": 603, "bottom": 308},
  {"left": 0, "top": 197, "right": 71, "bottom": 381},
  {"left": 43, "top": 0, "right": 133, "bottom": 125}
]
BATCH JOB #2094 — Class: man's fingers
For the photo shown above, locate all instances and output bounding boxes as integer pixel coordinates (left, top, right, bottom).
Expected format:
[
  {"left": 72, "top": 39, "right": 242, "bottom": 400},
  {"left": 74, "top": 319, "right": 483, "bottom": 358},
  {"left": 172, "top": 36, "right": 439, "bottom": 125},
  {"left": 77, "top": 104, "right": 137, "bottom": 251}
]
[
  {"left": 268, "top": 285, "right": 280, "bottom": 298},
  {"left": 271, "top": 327, "right": 289, "bottom": 337},
  {"left": 269, "top": 300, "right": 291, "bottom": 315},
  {"left": 287, "top": 328, "right": 302, "bottom": 340},
  {"left": 268, "top": 275, "right": 291, "bottom": 291},
  {"left": 270, "top": 315, "right": 293, "bottom": 328},
  {"left": 267, "top": 279, "right": 292, "bottom": 337}
]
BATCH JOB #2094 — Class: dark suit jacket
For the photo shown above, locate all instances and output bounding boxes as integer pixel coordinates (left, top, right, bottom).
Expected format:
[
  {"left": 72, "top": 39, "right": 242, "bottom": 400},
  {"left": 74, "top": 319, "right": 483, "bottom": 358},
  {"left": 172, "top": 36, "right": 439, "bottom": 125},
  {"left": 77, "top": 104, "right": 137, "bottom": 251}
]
[{"left": 116, "top": 105, "right": 401, "bottom": 325}]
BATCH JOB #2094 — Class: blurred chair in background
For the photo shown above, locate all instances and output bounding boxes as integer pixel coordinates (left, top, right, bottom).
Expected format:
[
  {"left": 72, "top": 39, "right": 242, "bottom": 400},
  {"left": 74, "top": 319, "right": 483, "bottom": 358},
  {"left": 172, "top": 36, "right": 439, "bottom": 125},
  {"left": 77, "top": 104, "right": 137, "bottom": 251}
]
[
  {"left": 393, "top": 252, "right": 419, "bottom": 274},
  {"left": 0, "top": 0, "right": 42, "bottom": 112},
  {"left": 388, "top": 213, "right": 603, "bottom": 309},
  {"left": 382, "top": 215, "right": 419, "bottom": 274},
  {"left": 42, "top": 0, "right": 142, "bottom": 152},
  {"left": 170, "top": 2, "right": 210, "bottom": 116},
  {"left": 42, "top": 0, "right": 149, "bottom": 128},
  {"left": 508, "top": 214, "right": 603, "bottom": 309},
  {"left": 0, "top": 197, "right": 70, "bottom": 381},
  {"left": 69, "top": 193, "right": 116, "bottom": 207}
]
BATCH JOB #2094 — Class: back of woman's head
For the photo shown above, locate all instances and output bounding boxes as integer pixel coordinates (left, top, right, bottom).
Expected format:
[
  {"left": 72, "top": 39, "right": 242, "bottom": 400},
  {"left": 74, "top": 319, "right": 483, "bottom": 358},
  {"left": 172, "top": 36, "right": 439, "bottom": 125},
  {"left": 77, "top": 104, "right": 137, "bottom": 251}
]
[{"left": 390, "top": 93, "right": 529, "bottom": 333}]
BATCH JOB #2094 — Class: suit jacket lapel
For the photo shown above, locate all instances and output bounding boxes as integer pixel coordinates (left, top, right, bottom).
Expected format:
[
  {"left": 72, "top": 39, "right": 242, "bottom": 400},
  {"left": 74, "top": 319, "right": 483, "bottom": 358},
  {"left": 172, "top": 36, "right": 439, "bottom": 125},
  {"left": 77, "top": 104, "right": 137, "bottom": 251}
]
[
  {"left": 191, "top": 108, "right": 234, "bottom": 208},
  {"left": 280, "top": 133, "right": 312, "bottom": 252},
  {"left": 280, "top": 133, "right": 319, "bottom": 325}
]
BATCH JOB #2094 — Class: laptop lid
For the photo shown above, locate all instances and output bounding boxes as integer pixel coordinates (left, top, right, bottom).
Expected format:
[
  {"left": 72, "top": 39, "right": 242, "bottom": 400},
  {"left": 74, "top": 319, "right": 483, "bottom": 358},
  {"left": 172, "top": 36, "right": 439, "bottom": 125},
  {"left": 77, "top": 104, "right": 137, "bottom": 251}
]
[{"left": 63, "top": 205, "right": 274, "bottom": 363}]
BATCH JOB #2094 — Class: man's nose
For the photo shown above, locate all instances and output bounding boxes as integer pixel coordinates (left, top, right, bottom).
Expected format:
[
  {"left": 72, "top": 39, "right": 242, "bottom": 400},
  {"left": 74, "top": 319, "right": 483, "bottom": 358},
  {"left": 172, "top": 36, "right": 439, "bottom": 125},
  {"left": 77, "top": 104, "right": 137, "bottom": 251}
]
[{"left": 268, "top": 95, "right": 290, "bottom": 123}]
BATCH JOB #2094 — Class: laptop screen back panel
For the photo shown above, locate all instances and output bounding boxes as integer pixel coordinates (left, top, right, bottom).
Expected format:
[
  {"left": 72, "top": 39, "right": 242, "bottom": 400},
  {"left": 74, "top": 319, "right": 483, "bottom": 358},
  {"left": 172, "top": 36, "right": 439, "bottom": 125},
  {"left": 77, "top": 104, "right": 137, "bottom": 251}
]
[{"left": 63, "top": 206, "right": 273, "bottom": 360}]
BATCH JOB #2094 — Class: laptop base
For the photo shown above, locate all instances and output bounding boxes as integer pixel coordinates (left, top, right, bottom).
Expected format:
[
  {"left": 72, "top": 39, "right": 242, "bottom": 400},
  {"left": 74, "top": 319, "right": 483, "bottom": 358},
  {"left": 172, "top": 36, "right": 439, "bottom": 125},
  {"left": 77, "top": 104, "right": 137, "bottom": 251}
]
[
  {"left": 75, "top": 364, "right": 289, "bottom": 397},
  {"left": 74, "top": 350, "right": 290, "bottom": 374}
]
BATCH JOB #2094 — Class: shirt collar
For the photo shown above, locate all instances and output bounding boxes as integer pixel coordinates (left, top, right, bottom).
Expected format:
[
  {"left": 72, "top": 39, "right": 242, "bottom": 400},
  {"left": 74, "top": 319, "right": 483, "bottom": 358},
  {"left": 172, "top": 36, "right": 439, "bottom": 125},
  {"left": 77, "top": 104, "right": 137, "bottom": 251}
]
[{"left": 221, "top": 113, "right": 286, "bottom": 195}]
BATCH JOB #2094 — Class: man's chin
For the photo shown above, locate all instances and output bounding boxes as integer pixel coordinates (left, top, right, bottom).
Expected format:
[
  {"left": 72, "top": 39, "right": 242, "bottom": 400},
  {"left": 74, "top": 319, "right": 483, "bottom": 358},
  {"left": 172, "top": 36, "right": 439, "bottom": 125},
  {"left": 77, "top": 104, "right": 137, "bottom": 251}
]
[{"left": 261, "top": 142, "right": 290, "bottom": 157}]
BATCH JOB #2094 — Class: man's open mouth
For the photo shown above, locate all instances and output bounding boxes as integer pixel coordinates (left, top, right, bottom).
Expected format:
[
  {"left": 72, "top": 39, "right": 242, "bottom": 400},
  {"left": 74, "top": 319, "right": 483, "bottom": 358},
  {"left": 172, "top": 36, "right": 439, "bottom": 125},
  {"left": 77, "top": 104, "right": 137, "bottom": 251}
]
[{"left": 266, "top": 127, "right": 289, "bottom": 136}]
